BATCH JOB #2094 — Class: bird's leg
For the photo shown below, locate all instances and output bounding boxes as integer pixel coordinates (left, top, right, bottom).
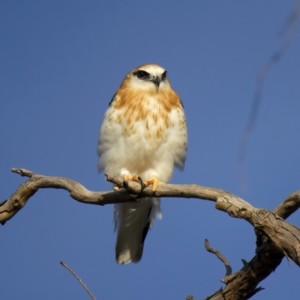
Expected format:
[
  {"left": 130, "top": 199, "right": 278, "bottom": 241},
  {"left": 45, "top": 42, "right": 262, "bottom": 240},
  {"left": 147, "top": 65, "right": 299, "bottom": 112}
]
[{"left": 144, "top": 175, "right": 164, "bottom": 193}]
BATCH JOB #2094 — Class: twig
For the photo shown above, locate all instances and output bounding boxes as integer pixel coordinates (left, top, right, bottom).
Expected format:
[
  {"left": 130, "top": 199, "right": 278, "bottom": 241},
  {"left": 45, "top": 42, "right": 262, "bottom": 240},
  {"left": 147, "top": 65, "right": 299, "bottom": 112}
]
[
  {"left": 238, "top": 1, "right": 300, "bottom": 188},
  {"left": 205, "top": 239, "right": 232, "bottom": 276},
  {"left": 60, "top": 261, "right": 96, "bottom": 300},
  {"left": 272, "top": 191, "right": 300, "bottom": 220}
]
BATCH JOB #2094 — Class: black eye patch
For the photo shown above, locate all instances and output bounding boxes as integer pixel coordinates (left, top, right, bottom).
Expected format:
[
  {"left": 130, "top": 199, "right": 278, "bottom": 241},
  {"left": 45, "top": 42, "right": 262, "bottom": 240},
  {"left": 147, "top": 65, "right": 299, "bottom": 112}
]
[
  {"left": 133, "top": 70, "right": 150, "bottom": 80},
  {"left": 161, "top": 71, "right": 167, "bottom": 81}
]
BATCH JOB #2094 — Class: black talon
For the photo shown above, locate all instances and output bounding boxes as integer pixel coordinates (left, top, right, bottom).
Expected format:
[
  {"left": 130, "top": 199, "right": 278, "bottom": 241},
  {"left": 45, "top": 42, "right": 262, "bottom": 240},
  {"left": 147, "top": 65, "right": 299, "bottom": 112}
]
[
  {"left": 137, "top": 176, "right": 145, "bottom": 193},
  {"left": 123, "top": 180, "right": 129, "bottom": 190}
]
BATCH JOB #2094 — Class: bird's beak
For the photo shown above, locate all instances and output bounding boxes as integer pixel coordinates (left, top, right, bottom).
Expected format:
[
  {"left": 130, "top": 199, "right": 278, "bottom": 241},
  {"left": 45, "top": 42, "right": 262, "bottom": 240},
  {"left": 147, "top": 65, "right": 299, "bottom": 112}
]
[{"left": 152, "top": 76, "right": 161, "bottom": 87}]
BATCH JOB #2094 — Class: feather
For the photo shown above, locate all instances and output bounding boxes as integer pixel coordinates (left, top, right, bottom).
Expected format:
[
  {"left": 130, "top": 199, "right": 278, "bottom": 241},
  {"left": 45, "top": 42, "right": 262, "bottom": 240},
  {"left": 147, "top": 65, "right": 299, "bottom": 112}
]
[{"left": 114, "top": 198, "right": 161, "bottom": 264}]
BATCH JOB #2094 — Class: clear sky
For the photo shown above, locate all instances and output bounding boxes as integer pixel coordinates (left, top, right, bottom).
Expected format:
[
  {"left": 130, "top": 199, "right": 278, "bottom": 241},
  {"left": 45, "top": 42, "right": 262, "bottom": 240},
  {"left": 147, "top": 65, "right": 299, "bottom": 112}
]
[{"left": 1, "top": 1, "right": 300, "bottom": 299}]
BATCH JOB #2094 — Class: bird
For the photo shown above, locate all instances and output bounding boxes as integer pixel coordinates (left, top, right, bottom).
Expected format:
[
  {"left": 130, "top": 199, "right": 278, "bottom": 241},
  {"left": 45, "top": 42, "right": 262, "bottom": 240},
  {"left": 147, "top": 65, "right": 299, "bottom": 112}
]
[{"left": 97, "top": 63, "right": 187, "bottom": 264}]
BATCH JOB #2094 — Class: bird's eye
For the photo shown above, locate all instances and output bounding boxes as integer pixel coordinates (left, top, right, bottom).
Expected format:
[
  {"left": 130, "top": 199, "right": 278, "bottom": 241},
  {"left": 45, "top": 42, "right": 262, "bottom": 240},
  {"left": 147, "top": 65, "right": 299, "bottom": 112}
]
[
  {"left": 134, "top": 70, "right": 150, "bottom": 80},
  {"left": 161, "top": 71, "right": 167, "bottom": 81}
]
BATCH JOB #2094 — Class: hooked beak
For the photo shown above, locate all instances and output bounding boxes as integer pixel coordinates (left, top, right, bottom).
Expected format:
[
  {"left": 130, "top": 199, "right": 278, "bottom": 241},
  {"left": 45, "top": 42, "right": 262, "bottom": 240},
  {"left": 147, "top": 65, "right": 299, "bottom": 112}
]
[{"left": 152, "top": 76, "right": 161, "bottom": 87}]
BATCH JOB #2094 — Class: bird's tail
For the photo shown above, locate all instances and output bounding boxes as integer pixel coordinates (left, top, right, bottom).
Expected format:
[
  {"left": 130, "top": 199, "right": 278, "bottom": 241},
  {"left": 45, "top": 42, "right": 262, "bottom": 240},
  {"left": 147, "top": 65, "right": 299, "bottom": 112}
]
[{"left": 114, "top": 197, "right": 161, "bottom": 264}]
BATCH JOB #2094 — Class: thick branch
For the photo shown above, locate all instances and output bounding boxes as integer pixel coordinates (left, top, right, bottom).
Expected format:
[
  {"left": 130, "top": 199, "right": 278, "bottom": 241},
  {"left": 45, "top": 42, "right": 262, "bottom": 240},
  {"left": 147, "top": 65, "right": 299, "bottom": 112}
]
[
  {"left": 0, "top": 168, "right": 141, "bottom": 224},
  {"left": 105, "top": 174, "right": 238, "bottom": 203},
  {"left": 205, "top": 195, "right": 300, "bottom": 300},
  {"left": 1, "top": 168, "right": 251, "bottom": 224}
]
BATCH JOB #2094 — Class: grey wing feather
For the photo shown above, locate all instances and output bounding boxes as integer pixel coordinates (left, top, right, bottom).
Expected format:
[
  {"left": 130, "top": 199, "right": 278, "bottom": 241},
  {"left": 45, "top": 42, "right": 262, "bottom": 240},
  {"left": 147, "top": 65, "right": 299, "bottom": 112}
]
[
  {"left": 108, "top": 92, "right": 117, "bottom": 106},
  {"left": 114, "top": 198, "right": 160, "bottom": 264}
]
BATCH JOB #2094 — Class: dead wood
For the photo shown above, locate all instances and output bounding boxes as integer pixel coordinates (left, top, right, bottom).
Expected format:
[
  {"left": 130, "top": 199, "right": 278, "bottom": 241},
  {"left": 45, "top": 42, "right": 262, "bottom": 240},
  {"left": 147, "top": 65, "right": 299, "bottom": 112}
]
[{"left": 1, "top": 168, "right": 300, "bottom": 299}]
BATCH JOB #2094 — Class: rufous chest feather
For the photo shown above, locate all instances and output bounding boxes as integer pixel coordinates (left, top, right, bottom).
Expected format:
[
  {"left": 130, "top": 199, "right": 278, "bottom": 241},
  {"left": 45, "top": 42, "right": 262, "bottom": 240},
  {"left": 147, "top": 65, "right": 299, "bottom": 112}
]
[{"left": 110, "top": 88, "right": 182, "bottom": 137}]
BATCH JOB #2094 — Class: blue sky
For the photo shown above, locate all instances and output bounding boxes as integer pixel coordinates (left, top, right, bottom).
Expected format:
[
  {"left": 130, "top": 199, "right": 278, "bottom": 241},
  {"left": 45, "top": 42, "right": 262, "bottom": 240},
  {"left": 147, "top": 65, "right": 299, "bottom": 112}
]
[{"left": 1, "top": 1, "right": 300, "bottom": 299}]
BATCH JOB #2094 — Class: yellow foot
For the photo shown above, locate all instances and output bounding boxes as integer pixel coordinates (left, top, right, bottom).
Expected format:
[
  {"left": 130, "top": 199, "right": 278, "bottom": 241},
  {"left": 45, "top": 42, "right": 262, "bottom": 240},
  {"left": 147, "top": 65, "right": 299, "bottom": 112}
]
[
  {"left": 123, "top": 175, "right": 141, "bottom": 183},
  {"left": 114, "top": 176, "right": 142, "bottom": 193},
  {"left": 123, "top": 175, "right": 145, "bottom": 192},
  {"left": 144, "top": 176, "right": 164, "bottom": 192},
  {"left": 114, "top": 186, "right": 121, "bottom": 192}
]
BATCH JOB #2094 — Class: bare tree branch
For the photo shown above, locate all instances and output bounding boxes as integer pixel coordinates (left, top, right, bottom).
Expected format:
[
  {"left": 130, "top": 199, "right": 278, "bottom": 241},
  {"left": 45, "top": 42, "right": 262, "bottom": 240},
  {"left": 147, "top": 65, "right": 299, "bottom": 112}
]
[
  {"left": 272, "top": 191, "right": 300, "bottom": 220},
  {"left": 60, "top": 261, "right": 96, "bottom": 300},
  {"left": 0, "top": 168, "right": 139, "bottom": 224},
  {"left": 1, "top": 168, "right": 249, "bottom": 225},
  {"left": 205, "top": 239, "right": 232, "bottom": 276},
  {"left": 2, "top": 168, "right": 300, "bottom": 299}
]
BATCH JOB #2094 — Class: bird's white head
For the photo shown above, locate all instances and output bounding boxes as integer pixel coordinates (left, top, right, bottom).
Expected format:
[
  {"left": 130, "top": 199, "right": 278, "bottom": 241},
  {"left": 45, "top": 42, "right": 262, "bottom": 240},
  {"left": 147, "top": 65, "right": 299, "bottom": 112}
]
[{"left": 121, "top": 64, "right": 172, "bottom": 92}]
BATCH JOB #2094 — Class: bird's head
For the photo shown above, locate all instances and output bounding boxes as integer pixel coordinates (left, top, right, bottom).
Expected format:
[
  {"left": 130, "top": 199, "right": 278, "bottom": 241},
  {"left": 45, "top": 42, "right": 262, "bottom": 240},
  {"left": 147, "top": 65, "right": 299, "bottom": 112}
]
[{"left": 121, "top": 64, "right": 171, "bottom": 92}]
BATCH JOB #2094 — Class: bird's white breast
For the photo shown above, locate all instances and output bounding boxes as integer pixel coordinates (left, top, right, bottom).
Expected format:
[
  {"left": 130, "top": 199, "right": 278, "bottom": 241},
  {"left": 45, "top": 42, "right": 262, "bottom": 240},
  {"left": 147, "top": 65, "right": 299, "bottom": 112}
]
[{"left": 98, "top": 90, "right": 187, "bottom": 183}]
